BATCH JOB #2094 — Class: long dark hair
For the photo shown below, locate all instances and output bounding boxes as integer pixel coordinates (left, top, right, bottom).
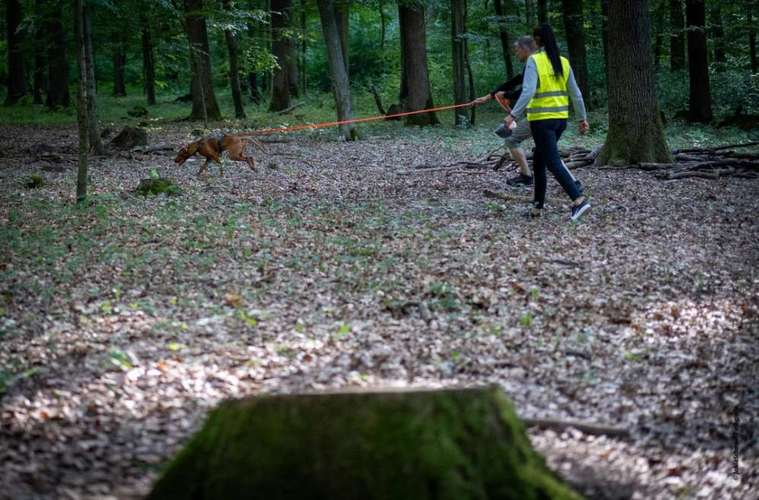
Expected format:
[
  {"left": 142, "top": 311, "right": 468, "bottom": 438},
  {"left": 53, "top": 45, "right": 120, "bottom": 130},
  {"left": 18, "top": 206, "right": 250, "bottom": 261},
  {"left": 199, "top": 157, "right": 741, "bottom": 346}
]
[{"left": 533, "top": 23, "right": 563, "bottom": 77}]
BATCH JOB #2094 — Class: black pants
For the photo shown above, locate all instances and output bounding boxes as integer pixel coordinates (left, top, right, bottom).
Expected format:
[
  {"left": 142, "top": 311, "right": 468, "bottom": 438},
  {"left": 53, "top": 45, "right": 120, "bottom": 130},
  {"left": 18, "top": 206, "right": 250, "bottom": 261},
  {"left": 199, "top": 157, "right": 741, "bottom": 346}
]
[{"left": 529, "top": 118, "right": 581, "bottom": 208}]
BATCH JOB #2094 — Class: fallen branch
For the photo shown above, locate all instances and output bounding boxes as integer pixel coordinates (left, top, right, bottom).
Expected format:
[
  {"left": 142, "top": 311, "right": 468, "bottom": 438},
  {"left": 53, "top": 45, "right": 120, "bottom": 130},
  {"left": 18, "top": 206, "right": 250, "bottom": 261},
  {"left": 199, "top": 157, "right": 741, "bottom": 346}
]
[
  {"left": 276, "top": 102, "right": 304, "bottom": 115},
  {"left": 482, "top": 189, "right": 532, "bottom": 203},
  {"left": 523, "top": 417, "right": 631, "bottom": 439}
]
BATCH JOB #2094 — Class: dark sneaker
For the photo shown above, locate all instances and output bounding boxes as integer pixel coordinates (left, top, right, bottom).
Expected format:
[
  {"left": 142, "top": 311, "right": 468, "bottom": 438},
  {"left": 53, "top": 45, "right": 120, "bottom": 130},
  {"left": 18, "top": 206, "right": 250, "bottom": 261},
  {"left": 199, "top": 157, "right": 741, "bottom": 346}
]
[
  {"left": 570, "top": 199, "right": 591, "bottom": 221},
  {"left": 506, "top": 174, "right": 533, "bottom": 187}
]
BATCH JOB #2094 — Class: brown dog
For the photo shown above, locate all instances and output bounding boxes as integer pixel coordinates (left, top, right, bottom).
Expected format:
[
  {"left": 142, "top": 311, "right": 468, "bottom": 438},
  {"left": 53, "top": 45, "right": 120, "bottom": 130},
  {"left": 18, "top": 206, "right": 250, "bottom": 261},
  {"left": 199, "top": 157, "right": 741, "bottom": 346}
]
[{"left": 174, "top": 134, "right": 262, "bottom": 176}]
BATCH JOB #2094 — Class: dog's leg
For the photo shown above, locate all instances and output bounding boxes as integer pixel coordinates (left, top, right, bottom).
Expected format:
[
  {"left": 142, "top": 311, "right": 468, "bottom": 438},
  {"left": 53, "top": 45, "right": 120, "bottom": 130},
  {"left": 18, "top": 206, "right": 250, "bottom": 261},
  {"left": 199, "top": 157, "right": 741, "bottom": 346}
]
[
  {"left": 228, "top": 143, "right": 256, "bottom": 172},
  {"left": 198, "top": 159, "right": 210, "bottom": 177}
]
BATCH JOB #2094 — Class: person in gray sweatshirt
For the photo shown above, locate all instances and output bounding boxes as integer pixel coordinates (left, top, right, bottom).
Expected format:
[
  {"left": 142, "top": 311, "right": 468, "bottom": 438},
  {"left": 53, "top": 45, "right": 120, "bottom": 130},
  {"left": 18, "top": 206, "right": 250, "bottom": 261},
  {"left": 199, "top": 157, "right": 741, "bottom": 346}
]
[{"left": 505, "top": 24, "right": 591, "bottom": 221}]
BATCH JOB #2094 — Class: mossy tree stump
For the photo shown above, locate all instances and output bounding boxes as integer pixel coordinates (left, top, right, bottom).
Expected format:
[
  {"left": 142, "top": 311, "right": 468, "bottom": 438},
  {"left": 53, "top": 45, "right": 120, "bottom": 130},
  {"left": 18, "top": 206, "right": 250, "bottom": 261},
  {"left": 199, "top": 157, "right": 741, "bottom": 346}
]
[{"left": 148, "top": 386, "right": 579, "bottom": 500}]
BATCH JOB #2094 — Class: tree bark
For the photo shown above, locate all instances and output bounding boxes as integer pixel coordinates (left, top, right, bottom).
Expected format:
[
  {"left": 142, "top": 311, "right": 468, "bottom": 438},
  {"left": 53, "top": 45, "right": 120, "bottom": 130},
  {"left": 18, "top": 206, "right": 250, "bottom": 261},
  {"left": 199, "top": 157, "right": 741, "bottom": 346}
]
[
  {"left": 670, "top": 0, "right": 685, "bottom": 70},
  {"left": 141, "top": 14, "right": 157, "bottom": 105},
  {"left": 710, "top": 5, "right": 725, "bottom": 64},
  {"left": 246, "top": 21, "right": 261, "bottom": 104},
  {"left": 270, "top": 0, "right": 293, "bottom": 111},
  {"left": 301, "top": 0, "right": 307, "bottom": 95},
  {"left": 5, "top": 0, "right": 27, "bottom": 105},
  {"left": 653, "top": 0, "right": 665, "bottom": 70},
  {"left": 75, "top": 0, "right": 90, "bottom": 203},
  {"left": 113, "top": 41, "right": 127, "bottom": 96},
  {"left": 379, "top": 0, "right": 386, "bottom": 51},
  {"left": 46, "top": 1, "right": 70, "bottom": 109},
  {"left": 597, "top": 0, "right": 671, "bottom": 166},
  {"left": 562, "top": 0, "right": 590, "bottom": 109},
  {"left": 750, "top": 8, "right": 758, "bottom": 74},
  {"left": 222, "top": 0, "right": 246, "bottom": 118},
  {"left": 537, "top": 0, "right": 548, "bottom": 23},
  {"left": 33, "top": 0, "right": 45, "bottom": 104},
  {"left": 398, "top": 4, "right": 438, "bottom": 126},
  {"left": 452, "top": 0, "right": 468, "bottom": 127},
  {"left": 184, "top": 0, "right": 222, "bottom": 121},
  {"left": 335, "top": 0, "right": 349, "bottom": 74},
  {"left": 83, "top": 4, "right": 104, "bottom": 155},
  {"left": 601, "top": 0, "right": 609, "bottom": 83},
  {"left": 686, "top": 0, "right": 712, "bottom": 122},
  {"left": 316, "top": 0, "right": 357, "bottom": 140},
  {"left": 493, "top": 0, "right": 514, "bottom": 79}
]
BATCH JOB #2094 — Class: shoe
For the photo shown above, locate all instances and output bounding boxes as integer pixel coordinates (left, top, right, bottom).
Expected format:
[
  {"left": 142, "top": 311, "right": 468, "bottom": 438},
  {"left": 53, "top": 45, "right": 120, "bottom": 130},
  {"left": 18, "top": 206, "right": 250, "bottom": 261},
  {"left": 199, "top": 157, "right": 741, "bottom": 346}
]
[
  {"left": 506, "top": 174, "right": 533, "bottom": 187},
  {"left": 570, "top": 199, "right": 591, "bottom": 221}
]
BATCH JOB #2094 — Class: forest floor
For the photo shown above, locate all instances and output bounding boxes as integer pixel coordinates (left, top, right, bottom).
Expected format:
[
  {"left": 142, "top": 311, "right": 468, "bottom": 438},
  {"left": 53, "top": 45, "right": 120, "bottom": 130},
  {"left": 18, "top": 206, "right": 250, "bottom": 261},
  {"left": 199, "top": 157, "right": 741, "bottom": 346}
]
[{"left": 0, "top": 117, "right": 758, "bottom": 500}]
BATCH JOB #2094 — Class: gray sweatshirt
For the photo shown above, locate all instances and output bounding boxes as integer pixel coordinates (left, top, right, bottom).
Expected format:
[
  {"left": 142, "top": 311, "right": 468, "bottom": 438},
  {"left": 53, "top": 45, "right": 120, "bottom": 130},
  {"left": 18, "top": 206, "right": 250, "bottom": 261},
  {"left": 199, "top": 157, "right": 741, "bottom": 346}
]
[{"left": 510, "top": 54, "right": 587, "bottom": 122}]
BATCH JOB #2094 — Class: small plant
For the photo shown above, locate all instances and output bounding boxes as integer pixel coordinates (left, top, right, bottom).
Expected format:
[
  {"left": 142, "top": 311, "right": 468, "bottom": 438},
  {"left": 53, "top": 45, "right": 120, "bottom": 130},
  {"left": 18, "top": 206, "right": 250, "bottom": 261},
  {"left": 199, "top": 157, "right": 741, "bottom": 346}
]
[
  {"left": 23, "top": 174, "right": 45, "bottom": 189},
  {"left": 519, "top": 312, "right": 533, "bottom": 328},
  {"left": 134, "top": 177, "right": 181, "bottom": 196}
]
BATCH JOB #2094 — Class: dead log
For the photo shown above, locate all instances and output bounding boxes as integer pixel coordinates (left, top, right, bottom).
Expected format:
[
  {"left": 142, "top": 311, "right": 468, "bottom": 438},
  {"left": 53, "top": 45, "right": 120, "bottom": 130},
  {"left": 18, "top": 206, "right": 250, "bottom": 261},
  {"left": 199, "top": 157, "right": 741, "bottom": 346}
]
[{"left": 673, "top": 141, "right": 759, "bottom": 154}]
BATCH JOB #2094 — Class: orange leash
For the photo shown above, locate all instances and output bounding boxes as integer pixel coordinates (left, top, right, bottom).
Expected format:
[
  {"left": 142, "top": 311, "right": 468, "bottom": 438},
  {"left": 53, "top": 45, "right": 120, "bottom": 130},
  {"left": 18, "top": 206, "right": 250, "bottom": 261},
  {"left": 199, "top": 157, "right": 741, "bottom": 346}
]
[{"left": 235, "top": 101, "right": 477, "bottom": 137}]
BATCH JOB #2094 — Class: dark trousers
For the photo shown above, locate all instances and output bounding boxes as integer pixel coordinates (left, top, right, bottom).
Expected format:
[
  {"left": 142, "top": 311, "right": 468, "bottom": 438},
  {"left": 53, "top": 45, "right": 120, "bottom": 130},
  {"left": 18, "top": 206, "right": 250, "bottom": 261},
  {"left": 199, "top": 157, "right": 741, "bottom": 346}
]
[{"left": 529, "top": 119, "right": 581, "bottom": 208}]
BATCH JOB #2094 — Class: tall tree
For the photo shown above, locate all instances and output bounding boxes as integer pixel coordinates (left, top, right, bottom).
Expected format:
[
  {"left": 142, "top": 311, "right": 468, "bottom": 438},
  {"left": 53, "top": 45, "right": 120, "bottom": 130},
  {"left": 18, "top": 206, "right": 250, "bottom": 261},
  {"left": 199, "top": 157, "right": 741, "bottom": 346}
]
[
  {"left": 184, "top": 0, "right": 222, "bottom": 121},
  {"left": 33, "top": 0, "right": 46, "bottom": 104},
  {"left": 452, "top": 0, "right": 468, "bottom": 127},
  {"left": 597, "top": 0, "right": 671, "bottom": 165},
  {"left": 750, "top": 7, "right": 758, "bottom": 74},
  {"left": 83, "top": 3, "right": 104, "bottom": 154},
  {"left": 710, "top": 5, "right": 725, "bottom": 64},
  {"left": 653, "top": 0, "right": 665, "bottom": 69},
  {"left": 493, "top": 0, "right": 514, "bottom": 79},
  {"left": 601, "top": 0, "right": 609, "bottom": 82},
  {"left": 112, "top": 39, "right": 127, "bottom": 96},
  {"left": 562, "top": 0, "right": 590, "bottom": 108},
  {"left": 46, "top": 0, "right": 70, "bottom": 108},
  {"left": 5, "top": 0, "right": 27, "bottom": 105},
  {"left": 300, "top": 0, "right": 307, "bottom": 94},
  {"left": 316, "top": 0, "right": 357, "bottom": 139},
  {"left": 379, "top": 0, "right": 387, "bottom": 50},
  {"left": 222, "top": 0, "right": 246, "bottom": 118},
  {"left": 537, "top": 0, "right": 548, "bottom": 23},
  {"left": 75, "top": 0, "right": 90, "bottom": 203},
  {"left": 686, "top": 0, "right": 712, "bottom": 122},
  {"left": 398, "top": 3, "right": 438, "bottom": 126},
  {"left": 140, "top": 13, "right": 157, "bottom": 105},
  {"left": 270, "top": 0, "right": 293, "bottom": 111},
  {"left": 335, "top": 0, "right": 349, "bottom": 73},
  {"left": 670, "top": 0, "right": 685, "bottom": 70}
]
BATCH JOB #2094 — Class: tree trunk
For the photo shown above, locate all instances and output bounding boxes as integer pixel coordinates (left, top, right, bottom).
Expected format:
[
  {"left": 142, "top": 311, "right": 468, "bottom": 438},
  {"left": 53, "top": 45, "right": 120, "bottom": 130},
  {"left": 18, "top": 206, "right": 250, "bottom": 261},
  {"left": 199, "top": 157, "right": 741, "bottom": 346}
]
[
  {"left": 75, "top": 0, "right": 90, "bottom": 203},
  {"left": 452, "top": 0, "right": 468, "bottom": 127},
  {"left": 398, "top": 4, "right": 438, "bottom": 126},
  {"left": 223, "top": 0, "right": 246, "bottom": 118},
  {"left": 5, "top": 0, "right": 27, "bottom": 105},
  {"left": 686, "top": 0, "right": 712, "bottom": 122},
  {"left": 750, "top": 9, "right": 758, "bottom": 74},
  {"left": 113, "top": 41, "right": 127, "bottom": 97},
  {"left": 464, "top": 27, "right": 476, "bottom": 126},
  {"left": 493, "top": 0, "right": 514, "bottom": 79},
  {"left": 670, "top": 0, "right": 685, "bottom": 70},
  {"left": 301, "top": 0, "right": 307, "bottom": 95},
  {"left": 141, "top": 14, "right": 156, "bottom": 105},
  {"left": 335, "top": 0, "right": 349, "bottom": 74},
  {"left": 562, "top": 0, "right": 590, "bottom": 109},
  {"left": 83, "top": 4, "right": 104, "bottom": 155},
  {"left": 270, "top": 0, "right": 293, "bottom": 111},
  {"left": 246, "top": 22, "right": 261, "bottom": 103},
  {"left": 46, "top": 1, "right": 70, "bottom": 109},
  {"left": 316, "top": 0, "right": 357, "bottom": 140},
  {"left": 537, "top": 0, "right": 548, "bottom": 23},
  {"left": 379, "top": 0, "right": 386, "bottom": 51},
  {"left": 184, "top": 0, "right": 222, "bottom": 121},
  {"left": 653, "top": 0, "right": 664, "bottom": 70},
  {"left": 601, "top": 0, "right": 609, "bottom": 83},
  {"left": 710, "top": 5, "right": 725, "bottom": 64},
  {"left": 597, "top": 0, "right": 671, "bottom": 166}
]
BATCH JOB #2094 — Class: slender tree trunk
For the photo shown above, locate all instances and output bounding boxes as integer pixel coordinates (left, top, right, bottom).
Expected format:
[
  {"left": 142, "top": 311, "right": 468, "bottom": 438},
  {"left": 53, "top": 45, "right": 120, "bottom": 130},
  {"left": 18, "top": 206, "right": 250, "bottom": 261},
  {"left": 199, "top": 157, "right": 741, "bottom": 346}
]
[
  {"left": 5, "top": 0, "right": 27, "bottom": 105},
  {"left": 270, "top": 0, "right": 293, "bottom": 111},
  {"left": 750, "top": 9, "right": 758, "bottom": 74},
  {"left": 33, "top": 0, "right": 46, "bottom": 104},
  {"left": 464, "top": 28, "right": 476, "bottom": 126},
  {"left": 75, "top": 0, "right": 90, "bottom": 203},
  {"left": 141, "top": 14, "right": 156, "bottom": 105},
  {"left": 246, "top": 22, "right": 261, "bottom": 103},
  {"left": 46, "top": 1, "right": 70, "bottom": 109},
  {"left": 398, "top": 4, "right": 438, "bottom": 126},
  {"left": 493, "top": 0, "right": 514, "bottom": 79},
  {"left": 452, "top": 0, "right": 468, "bottom": 127},
  {"left": 222, "top": 0, "right": 246, "bottom": 118},
  {"left": 686, "top": 0, "right": 712, "bottom": 122},
  {"left": 184, "top": 0, "right": 222, "bottom": 121},
  {"left": 601, "top": 0, "right": 609, "bottom": 82},
  {"left": 653, "top": 0, "right": 665, "bottom": 70},
  {"left": 335, "top": 0, "right": 349, "bottom": 74},
  {"left": 113, "top": 40, "right": 127, "bottom": 97},
  {"left": 316, "top": 0, "right": 357, "bottom": 139},
  {"left": 670, "top": 0, "right": 685, "bottom": 70},
  {"left": 537, "top": 0, "right": 548, "bottom": 23},
  {"left": 83, "top": 5, "right": 104, "bottom": 155},
  {"left": 562, "top": 0, "right": 590, "bottom": 109},
  {"left": 301, "top": 0, "right": 307, "bottom": 95},
  {"left": 710, "top": 5, "right": 725, "bottom": 64},
  {"left": 597, "top": 0, "right": 671, "bottom": 165},
  {"left": 379, "top": 0, "right": 386, "bottom": 51}
]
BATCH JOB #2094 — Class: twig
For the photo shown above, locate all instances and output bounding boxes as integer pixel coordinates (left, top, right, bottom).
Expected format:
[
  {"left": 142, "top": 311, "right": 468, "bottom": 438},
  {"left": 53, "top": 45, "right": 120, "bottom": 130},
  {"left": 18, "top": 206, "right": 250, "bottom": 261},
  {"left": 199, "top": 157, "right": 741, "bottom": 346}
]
[
  {"left": 277, "top": 102, "right": 304, "bottom": 115},
  {"left": 523, "top": 417, "right": 631, "bottom": 439}
]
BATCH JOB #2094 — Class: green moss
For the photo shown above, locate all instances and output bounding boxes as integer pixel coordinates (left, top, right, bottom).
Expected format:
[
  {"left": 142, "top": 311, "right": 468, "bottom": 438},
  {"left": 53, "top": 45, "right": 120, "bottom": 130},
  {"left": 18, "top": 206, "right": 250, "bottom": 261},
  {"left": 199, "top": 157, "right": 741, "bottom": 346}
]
[
  {"left": 23, "top": 174, "right": 45, "bottom": 189},
  {"left": 148, "top": 386, "right": 580, "bottom": 500},
  {"left": 134, "top": 178, "right": 181, "bottom": 197}
]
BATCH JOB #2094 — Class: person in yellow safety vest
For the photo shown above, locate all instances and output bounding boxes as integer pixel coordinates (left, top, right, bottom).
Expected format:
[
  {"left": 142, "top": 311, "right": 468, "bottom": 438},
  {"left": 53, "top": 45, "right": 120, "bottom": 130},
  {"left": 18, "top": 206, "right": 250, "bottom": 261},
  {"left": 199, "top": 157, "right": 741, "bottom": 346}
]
[{"left": 505, "top": 23, "right": 591, "bottom": 222}]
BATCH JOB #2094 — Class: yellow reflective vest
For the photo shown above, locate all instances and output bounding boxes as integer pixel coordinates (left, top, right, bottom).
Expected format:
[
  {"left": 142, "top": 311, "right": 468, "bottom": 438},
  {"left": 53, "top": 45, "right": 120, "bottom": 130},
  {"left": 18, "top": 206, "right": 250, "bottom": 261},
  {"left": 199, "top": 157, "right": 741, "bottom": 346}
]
[{"left": 526, "top": 51, "right": 571, "bottom": 122}]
